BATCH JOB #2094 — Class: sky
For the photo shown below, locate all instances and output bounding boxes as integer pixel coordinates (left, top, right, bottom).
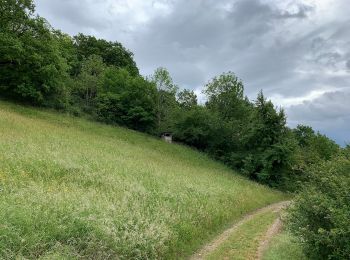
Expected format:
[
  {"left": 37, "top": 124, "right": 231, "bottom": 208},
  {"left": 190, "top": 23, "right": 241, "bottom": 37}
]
[{"left": 35, "top": 0, "right": 350, "bottom": 145}]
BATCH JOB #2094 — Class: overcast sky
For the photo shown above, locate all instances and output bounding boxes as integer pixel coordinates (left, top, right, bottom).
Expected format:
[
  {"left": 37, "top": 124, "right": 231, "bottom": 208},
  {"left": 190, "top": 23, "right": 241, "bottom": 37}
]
[{"left": 35, "top": 0, "right": 350, "bottom": 145}]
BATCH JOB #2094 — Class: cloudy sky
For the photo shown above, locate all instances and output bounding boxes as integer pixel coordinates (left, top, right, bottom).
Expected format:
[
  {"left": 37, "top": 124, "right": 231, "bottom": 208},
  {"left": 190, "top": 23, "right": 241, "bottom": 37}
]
[{"left": 35, "top": 0, "right": 350, "bottom": 145}]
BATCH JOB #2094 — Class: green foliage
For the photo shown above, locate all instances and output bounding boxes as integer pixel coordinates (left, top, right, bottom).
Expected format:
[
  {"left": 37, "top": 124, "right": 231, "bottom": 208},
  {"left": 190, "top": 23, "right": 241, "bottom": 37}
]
[
  {"left": 287, "top": 153, "right": 350, "bottom": 259},
  {"left": 151, "top": 67, "right": 178, "bottom": 95},
  {"left": 293, "top": 124, "right": 339, "bottom": 161},
  {"left": 290, "top": 125, "right": 340, "bottom": 188},
  {"left": 177, "top": 89, "right": 197, "bottom": 109},
  {"left": 52, "top": 30, "right": 79, "bottom": 76},
  {"left": 173, "top": 106, "right": 216, "bottom": 150},
  {"left": 201, "top": 74, "right": 296, "bottom": 187},
  {"left": 240, "top": 91, "right": 295, "bottom": 186},
  {"left": 151, "top": 67, "right": 179, "bottom": 133},
  {"left": 0, "top": 0, "right": 69, "bottom": 107},
  {"left": 173, "top": 73, "right": 308, "bottom": 189},
  {"left": 73, "top": 54, "right": 106, "bottom": 110},
  {"left": 0, "top": 0, "right": 35, "bottom": 33},
  {"left": 247, "top": 91, "right": 287, "bottom": 148},
  {"left": 173, "top": 105, "right": 235, "bottom": 162},
  {"left": 73, "top": 33, "right": 139, "bottom": 76},
  {"left": 96, "top": 68, "right": 157, "bottom": 132},
  {"left": 0, "top": 1, "right": 139, "bottom": 110},
  {"left": 293, "top": 125, "right": 315, "bottom": 147},
  {"left": 204, "top": 71, "right": 250, "bottom": 121}
]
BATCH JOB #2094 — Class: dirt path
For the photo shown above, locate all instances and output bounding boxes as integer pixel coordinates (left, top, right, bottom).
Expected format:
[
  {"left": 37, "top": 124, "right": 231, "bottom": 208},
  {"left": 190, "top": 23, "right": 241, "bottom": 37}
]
[
  {"left": 256, "top": 216, "right": 283, "bottom": 260},
  {"left": 190, "top": 201, "right": 290, "bottom": 260}
]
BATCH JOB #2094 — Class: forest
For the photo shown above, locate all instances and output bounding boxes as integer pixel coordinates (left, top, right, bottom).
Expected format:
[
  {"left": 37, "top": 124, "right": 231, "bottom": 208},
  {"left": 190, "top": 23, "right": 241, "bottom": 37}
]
[{"left": 1, "top": 1, "right": 349, "bottom": 259}]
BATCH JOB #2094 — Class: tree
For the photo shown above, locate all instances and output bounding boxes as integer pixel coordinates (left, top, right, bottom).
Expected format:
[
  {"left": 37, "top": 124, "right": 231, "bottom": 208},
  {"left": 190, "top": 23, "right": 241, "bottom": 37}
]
[
  {"left": 292, "top": 125, "right": 340, "bottom": 164},
  {"left": 0, "top": 1, "right": 70, "bottom": 107},
  {"left": 73, "top": 34, "right": 139, "bottom": 76},
  {"left": 151, "top": 67, "right": 179, "bottom": 133},
  {"left": 293, "top": 125, "right": 315, "bottom": 147},
  {"left": 290, "top": 124, "right": 340, "bottom": 189},
  {"left": 74, "top": 55, "right": 106, "bottom": 108},
  {"left": 173, "top": 106, "right": 215, "bottom": 150},
  {"left": 246, "top": 91, "right": 287, "bottom": 148},
  {"left": 204, "top": 72, "right": 249, "bottom": 121},
  {"left": 52, "top": 30, "right": 79, "bottom": 76},
  {"left": 0, "top": 0, "right": 35, "bottom": 36},
  {"left": 96, "top": 67, "right": 157, "bottom": 132},
  {"left": 177, "top": 89, "right": 197, "bottom": 109},
  {"left": 241, "top": 91, "right": 295, "bottom": 185}
]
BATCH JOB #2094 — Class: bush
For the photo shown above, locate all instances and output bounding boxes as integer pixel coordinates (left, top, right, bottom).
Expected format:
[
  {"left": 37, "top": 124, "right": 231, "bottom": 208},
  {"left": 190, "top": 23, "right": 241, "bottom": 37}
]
[
  {"left": 287, "top": 153, "right": 350, "bottom": 259},
  {"left": 173, "top": 107, "right": 215, "bottom": 150},
  {"left": 96, "top": 68, "right": 157, "bottom": 132}
]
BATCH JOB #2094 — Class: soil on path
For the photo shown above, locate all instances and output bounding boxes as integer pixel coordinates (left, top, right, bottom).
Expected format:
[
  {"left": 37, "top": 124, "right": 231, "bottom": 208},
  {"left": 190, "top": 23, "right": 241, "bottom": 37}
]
[
  {"left": 256, "top": 215, "right": 283, "bottom": 260},
  {"left": 190, "top": 201, "right": 290, "bottom": 260}
]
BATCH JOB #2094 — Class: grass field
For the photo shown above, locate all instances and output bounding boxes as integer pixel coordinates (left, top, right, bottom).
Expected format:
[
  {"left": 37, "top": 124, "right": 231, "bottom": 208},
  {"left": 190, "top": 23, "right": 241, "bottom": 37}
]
[
  {"left": 0, "top": 101, "right": 286, "bottom": 259},
  {"left": 263, "top": 231, "right": 306, "bottom": 260}
]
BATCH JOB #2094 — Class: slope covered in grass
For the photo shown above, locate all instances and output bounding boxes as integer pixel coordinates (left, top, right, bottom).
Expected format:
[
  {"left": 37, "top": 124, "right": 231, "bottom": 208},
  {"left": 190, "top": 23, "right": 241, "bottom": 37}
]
[{"left": 0, "top": 101, "right": 286, "bottom": 259}]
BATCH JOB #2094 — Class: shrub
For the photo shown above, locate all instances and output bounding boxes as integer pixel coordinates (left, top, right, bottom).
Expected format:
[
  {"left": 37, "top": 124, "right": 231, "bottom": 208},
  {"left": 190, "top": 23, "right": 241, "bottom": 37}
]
[
  {"left": 287, "top": 153, "right": 350, "bottom": 259},
  {"left": 173, "top": 107, "right": 215, "bottom": 150},
  {"left": 96, "top": 68, "right": 157, "bottom": 132}
]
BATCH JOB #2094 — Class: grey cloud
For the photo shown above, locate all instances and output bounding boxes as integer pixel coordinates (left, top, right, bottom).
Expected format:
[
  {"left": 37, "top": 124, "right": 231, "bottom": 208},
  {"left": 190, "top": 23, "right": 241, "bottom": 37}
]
[
  {"left": 132, "top": 0, "right": 314, "bottom": 90},
  {"left": 346, "top": 60, "right": 350, "bottom": 70},
  {"left": 288, "top": 91, "right": 350, "bottom": 121},
  {"left": 307, "top": 24, "right": 350, "bottom": 71},
  {"left": 278, "top": 3, "right": 314, "bottom": 19},
  {"left": 35, "top": 0, "right": 111, "bottom": 35},
  {"left": 287, "top": 90, "right": 350, "bottom": 144},
  {"left": 314, "top": 52, "right": 342, "bottom": 67}
]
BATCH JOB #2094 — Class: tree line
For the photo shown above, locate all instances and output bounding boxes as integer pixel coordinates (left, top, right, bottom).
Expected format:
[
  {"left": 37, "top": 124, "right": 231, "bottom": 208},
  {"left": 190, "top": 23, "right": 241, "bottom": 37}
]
[{"left": 1, "top": 1, "right": 349, "bottom": 258}]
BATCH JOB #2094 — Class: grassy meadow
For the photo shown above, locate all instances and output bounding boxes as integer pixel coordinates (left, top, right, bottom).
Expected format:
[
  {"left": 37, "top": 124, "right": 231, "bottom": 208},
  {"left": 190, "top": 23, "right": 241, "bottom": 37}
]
[
  {"left": 263, "top": 231, "right": 306, "bottom": 260},
  {"left": 0, "top": 101, "right": 286, "bottom": 259}
]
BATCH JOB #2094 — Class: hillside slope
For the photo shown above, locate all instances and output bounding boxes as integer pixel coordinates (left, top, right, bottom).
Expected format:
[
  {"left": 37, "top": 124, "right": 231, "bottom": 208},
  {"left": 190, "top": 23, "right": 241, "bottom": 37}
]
[{"left": 0, "top": 101, "right": 286, "bottom": 259}]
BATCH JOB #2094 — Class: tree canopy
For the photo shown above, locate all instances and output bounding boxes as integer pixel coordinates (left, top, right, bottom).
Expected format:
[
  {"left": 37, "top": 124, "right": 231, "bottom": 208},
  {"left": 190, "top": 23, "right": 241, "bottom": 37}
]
[{"left": 73, "top": 33, "right": 139, "bottom": 76}]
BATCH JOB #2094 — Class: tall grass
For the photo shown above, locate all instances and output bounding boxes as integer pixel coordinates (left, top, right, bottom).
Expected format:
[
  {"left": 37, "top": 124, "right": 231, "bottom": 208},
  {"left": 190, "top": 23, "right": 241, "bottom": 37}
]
[
  {"left": 0, "top": 101, "right": 286, "bottom": 259},
  {"left": 263, "top": 231, "right": 306, "bottom": 260}
]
